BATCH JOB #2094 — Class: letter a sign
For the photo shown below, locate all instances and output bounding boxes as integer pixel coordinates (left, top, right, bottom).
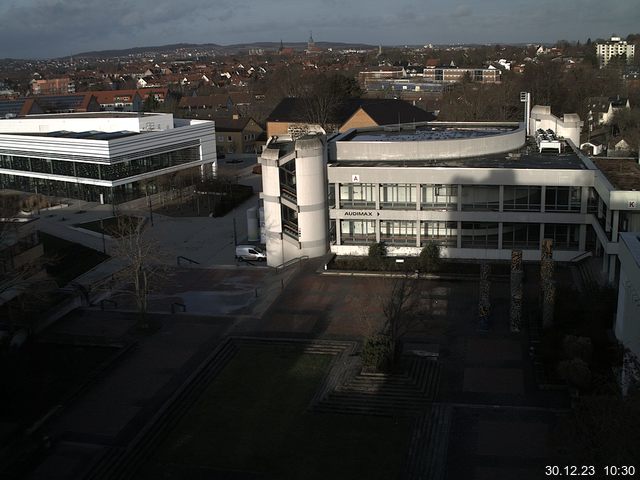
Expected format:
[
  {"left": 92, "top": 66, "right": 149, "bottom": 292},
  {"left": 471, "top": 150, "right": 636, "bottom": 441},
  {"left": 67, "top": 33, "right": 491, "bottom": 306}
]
[{"left": 352, "top": 174, "right": 360, "bottom": 183}]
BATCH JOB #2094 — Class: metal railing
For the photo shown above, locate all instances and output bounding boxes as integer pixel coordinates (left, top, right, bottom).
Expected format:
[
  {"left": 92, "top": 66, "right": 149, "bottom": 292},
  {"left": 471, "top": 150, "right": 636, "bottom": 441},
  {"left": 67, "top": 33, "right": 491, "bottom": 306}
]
[
  {"left": 177, "top": 256, "right": 200, "bottom": 266},
  {"left": 274, "top": 255, "right": 309, "bottom": 274}
]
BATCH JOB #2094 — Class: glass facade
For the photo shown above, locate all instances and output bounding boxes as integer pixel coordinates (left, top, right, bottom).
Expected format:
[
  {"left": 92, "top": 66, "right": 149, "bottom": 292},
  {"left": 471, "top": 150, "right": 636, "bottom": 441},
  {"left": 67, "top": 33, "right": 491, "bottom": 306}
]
[
  {"left": 461, "top": 185, "right": 500, "bottom": 211},
  {"left": 421, "top": 184, "right": 457, "bottom": 210},
  {"left": 545, "top": 186, "right": 581, "bottom": 212},
  {"left": 0, "top": 147, "right": 200, "bottom": 182},
  {"left": 502, "top": 223, "right": 541, "bottom": 249},
  {"left": 380, "top": 220, "right": 416, "bottom": 245},
  {"left": 420, "top": 221, "right": 457, "bottom": 246},
  {"left": 341, "top": 220, "right": 376, "bottom": 244},
  {"left": 461, "top": 222, "right": 499, "bottom": 248},
  {"left": 544, "top": 224, "right": 580, "bottom": 250},
  {"left": 339, "top": 183, "right": 375, "bottom": 209},
  {"left": 379, "top": 184, "right": 416, "bottom": 209},
  {"left": 503, "top": 186, "right": 541, "bottom": 211},
  {"left": 0, "top": 166, "right": 201, "bottom": 203}
]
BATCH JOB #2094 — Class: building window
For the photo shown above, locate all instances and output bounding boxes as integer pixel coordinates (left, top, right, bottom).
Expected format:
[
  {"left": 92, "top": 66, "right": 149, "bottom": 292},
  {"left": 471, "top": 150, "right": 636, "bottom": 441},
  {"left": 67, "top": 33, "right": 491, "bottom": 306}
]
[
  {"left": 544, "top": 224, "right": 580, "bottom": 250},
  {"left": 217, "top": 135, "right": 224, "bottom": 142},
  {"left": 461, "top": 222, "right": 499, "bottom": 248},
  {"left": 502, "top": 223, "right": 540, "bottom": 249},
  {"left": 421, "top": 184, "right": 457, "bottom": 210},
  {"left": 545, "top": 186, "right": 581, "bottom": 212},
  {"left": 341, "top": 220, "right": 376, "bottom": 244},
  {"left": 503, "top": 186, "right": 541, "bottom": 211},
  {"left": 420, "top": 221, "right": 457, "bottom": 246},
  {"left": 339, "top": 183, "right": 375, "bottom": 209},
  {"left": 380, "top": 221, "right": 416, "bottom": 245},
  {"left": 282, "top": 205, "right": 298, "bottom": 238},
  {"left": 461, "top": 185, "right": 500, "bottom": 211},
  {"left": 279, "top": 161, "right": 296, "bottom": 201},
  {"left": 379, "top": 184, "right": 416, "bottom": 209},
  {"left": 328, "top": 183, "right": 336, "bottom": 209}
]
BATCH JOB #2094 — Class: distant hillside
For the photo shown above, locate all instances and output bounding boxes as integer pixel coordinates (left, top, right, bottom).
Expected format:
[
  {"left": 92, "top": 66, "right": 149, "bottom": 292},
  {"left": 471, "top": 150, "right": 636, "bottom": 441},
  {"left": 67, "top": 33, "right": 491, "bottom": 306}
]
[
  {"left": 72, "top": 41, "right": 377, "bottom": 59},
  {"left": 73, "top": 43, "right": 223, "bottom": 58}
]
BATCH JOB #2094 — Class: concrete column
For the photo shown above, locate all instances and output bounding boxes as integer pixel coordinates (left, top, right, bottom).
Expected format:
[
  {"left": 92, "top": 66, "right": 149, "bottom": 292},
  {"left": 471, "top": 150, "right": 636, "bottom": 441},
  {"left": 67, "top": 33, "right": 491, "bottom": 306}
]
[
  {"left": 539, "top": 223, "right": 545, "bottom": 252},
  {"left": 335, "top": 219, "right": 341, "bottom": 246},
  {"left": 416, "top": 184, "right": 421, "bottom": 211},
  {"left": 335, "top": 183, "right": 340, "bottom": 209},
  {"left": 540, "top": 185, "right": 546, "bottom": 213},
  {"left": 579, "top": 224, "right": 587, "bottom": 251},
  {"left": 375, "top": 219, "right": 381, "bottom": 243},
  {"left": 498, "top": 222, "right": 503, "bottom": 250},
  {"left": 374, "top": 183, "right": 380, "bottom": 210},
  {"left": 605, "top": 207, "right": 612, "bottom": 233},
  {"left": 608, "top": 254, "right": 617, "bottom": 284},
  {"left": 457, "top": 184, "right": 462, "bottom": 212},
  {"left": 580, "top": 186, "right": 589, "bottom": 214},
  {"left": 457, "top": 220, "right": 462, "bottom": 248},
  {"left": 498, "top": 185, "right": 504, "bottom": 213},
  {"left": 612, "top": 210, "right": 620, "bottom": 242},
  {"left": 416, "top": 220, "right": 421, "bottom": 247}
]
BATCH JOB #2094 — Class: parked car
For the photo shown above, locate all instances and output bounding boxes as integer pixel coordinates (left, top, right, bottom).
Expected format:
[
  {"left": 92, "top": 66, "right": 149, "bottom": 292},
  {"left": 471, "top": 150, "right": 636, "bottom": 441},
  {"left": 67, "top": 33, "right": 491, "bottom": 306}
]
[{"left": 235, "top": 245, "right": 266, "bottom": 261}]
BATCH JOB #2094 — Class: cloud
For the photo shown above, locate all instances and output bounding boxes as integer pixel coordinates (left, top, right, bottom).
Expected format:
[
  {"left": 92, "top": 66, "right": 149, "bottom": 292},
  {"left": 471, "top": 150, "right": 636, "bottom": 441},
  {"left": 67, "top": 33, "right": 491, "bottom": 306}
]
[
  {"left": 452, "top": 5, "right": 472, "bottom": 17},
  {"left": 0, "top": 0, "right": 639, "bottom": 58}
]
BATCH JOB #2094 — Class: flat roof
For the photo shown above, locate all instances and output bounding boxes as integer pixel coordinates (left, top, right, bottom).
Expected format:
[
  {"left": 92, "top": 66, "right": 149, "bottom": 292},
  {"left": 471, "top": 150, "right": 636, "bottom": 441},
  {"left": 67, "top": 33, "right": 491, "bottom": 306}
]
[
  {"left": 23, "top": 112, "right": 163, "bottom": 119},
  {"left": 592, "top": 158, "right": 640, "bottom": 191},
  {"left": 330, "top": 143, "right": 587, "bottom": 170},
  {"left": 343, "top": 124, "right": 519, "bottom": 142},
  {"left": 8, "top": 130, "right": 140, "bottom": 140}
]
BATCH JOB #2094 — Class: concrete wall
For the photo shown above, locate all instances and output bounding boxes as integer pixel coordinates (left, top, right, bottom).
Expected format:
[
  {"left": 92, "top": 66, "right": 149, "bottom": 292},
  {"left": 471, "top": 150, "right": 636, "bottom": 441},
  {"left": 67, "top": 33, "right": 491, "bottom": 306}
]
[
  {"left": 295, "top": 136, "right": 329, "bottom": 258},
  {"left": 333, "top": 124, "right": 525, "bottom": 161},
  {"left": 616, "top": 233, "right": 640, "bottom": 360},
  {"left": 0, "top": 112, "right": 174, "bottom": 133}
]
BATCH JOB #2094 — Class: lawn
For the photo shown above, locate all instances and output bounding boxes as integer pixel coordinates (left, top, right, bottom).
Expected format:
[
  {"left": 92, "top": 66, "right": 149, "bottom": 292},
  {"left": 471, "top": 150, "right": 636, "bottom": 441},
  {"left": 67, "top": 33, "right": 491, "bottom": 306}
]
[{"left": 141, "top": 345, "right": 411, "bottom": 479}]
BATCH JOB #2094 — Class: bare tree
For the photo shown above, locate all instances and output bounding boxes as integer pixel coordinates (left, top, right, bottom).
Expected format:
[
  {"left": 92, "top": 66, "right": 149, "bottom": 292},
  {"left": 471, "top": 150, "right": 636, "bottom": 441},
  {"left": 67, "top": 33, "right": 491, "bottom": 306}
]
[
  {"left": 108, "top": 216, "right": 167, "bottom": 328},
  {"left": 381, "top": 275, "right": 418, "bottom": 364}
]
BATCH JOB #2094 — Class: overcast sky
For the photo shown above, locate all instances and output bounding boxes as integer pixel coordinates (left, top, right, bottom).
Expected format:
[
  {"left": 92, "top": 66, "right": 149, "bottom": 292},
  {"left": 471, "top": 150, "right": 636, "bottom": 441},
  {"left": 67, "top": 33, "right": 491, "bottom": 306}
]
[{"left": 1, "top": 0, "right": 638, "bottom": 59}]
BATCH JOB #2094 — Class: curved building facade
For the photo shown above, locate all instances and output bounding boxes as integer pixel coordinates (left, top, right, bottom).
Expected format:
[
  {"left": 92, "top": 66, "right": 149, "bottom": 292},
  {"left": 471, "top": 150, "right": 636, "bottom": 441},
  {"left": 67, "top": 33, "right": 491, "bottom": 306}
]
[{"left": 259, "top": 134, "right": 328, "bottom": 267}]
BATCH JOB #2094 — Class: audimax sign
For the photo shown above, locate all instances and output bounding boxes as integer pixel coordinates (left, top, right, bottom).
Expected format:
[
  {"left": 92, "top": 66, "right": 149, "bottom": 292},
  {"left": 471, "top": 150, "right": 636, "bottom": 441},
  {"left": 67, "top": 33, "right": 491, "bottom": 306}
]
[{"left": 344, "top": 211, "right": 381, "bottom": 217}]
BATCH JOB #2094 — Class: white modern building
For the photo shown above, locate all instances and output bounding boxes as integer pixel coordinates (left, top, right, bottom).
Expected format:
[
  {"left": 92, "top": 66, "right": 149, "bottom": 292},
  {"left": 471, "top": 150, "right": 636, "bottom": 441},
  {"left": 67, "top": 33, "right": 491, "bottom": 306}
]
[
  {"left": 259, "top": 109, "right": 640, "bottom": 284},
  {"left": 596, "top": 36, "right": 636, "bottom": 68},
  {"left": 0, "top": 112, "right": 216, "bottom": 204}
]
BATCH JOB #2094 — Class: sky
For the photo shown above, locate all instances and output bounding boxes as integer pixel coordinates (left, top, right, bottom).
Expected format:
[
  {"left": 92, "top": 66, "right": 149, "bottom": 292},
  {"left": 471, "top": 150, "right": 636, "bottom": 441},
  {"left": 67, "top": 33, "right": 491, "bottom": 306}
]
[{"left": 0, "top": 0, "right": 638, "bottom": 59}]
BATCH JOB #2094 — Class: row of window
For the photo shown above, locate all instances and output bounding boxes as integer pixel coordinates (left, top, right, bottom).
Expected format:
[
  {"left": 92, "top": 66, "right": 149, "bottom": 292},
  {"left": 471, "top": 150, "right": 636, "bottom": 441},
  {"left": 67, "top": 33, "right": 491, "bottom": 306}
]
[
  {"left": 336, "top": 183, "right": 586, "bottom": 212},
  {"left": 0, "top": 167, "right": 202, "bottom": 203},
  {"left": 0, "top": 148, "right": 199, "bottom": 181},
  {"left": 338, "top": 220, "right": 580, "bottom": 250}
]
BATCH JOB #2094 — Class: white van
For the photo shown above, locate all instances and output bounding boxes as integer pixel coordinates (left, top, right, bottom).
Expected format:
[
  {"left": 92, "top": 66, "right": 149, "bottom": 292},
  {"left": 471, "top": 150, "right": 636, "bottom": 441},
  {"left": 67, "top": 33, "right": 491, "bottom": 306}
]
[{"left": 235, "top": 245, "right": 266, "bottom": 261}]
